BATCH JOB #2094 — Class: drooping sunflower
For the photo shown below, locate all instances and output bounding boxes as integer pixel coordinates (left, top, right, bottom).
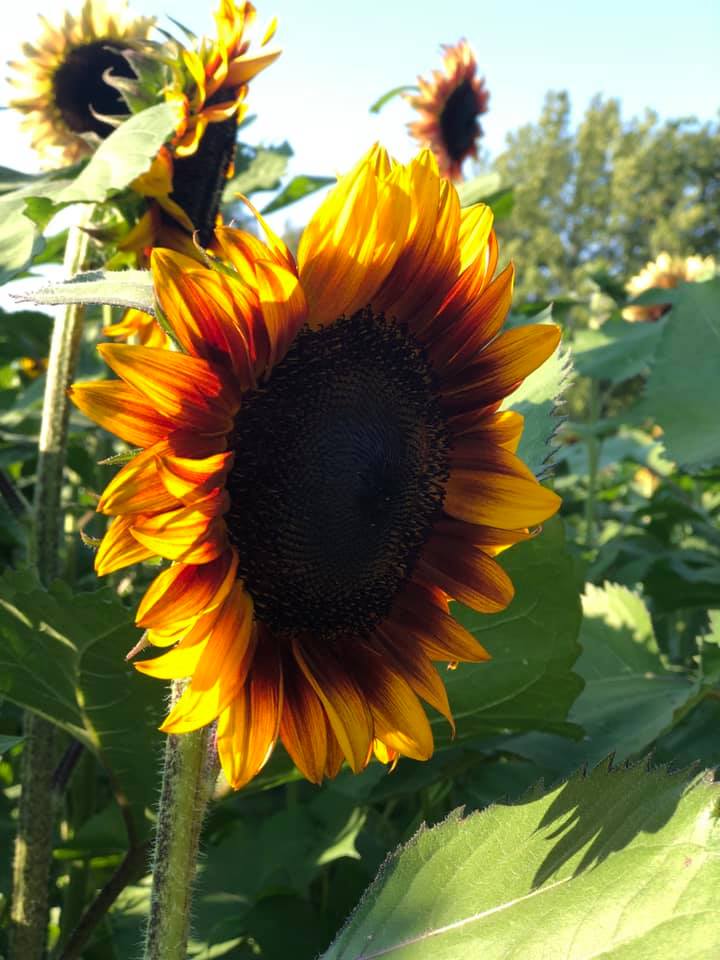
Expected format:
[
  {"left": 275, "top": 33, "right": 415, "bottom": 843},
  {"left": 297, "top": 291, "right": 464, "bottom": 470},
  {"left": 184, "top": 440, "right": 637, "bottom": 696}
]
[
  {"left": 406, "top": 40, "right": 489, "bottom": 181},
  {"left": 102, "top": 1, "right": 281, "bottom": 346},
  {"left": 7, "top": 0, "right": 154, "bottom": 166},
  {"left": 70, "top": 146, "right": 561, "bottom": 789},
  {"left": 623, "top": 251, "right": 717, "bottom": 322}
]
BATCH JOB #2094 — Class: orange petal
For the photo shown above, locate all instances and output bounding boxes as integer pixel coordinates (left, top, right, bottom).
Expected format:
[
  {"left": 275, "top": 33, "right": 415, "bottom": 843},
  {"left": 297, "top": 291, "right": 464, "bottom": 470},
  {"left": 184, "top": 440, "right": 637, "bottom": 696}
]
[
  {"left": 427, "top": 262, "right": 514, "bottom": 375},
  {"left": 279, "top": 660, "right": 328, "bottom": 784},
  {"left": 450, "top": 410, "right": 524, "bottom": 453},
  {"left": 97, "top": 442, "right": 177, "bottom": 516},
  {"left": 69, "top": 381, "right": 177, "bottom": 448},
  {"left": 130, "top": 492, "right": 228, "bottom": 563},
  {"left": 254, "top": 259, "right": 307, "bottom": 374},
  {"left": 418, "top": 536, "right": 515, "bottom": 613},
  {"left": 216, "top": 636, "right": 283, "bottom": 789},
  {"left": 292, "top": 639, "right": 373, "bottom": 773},
  {"left": 353, "top": 647, "right": 434, "bottom": 761},
  {"left": 444, "top": 453, "right": 561, "bottom": 530},
  {"left": 151, "top": 249, "right": 256, "bottom": 387},
  {"left": 95, "top": 515, "right": 154, "bottom": 576},
  {"left": 156, "top": 450, "right": 233, "bottom": 504},
  {"left": 441, "top": 324, "right": 561, "bottom": 412},
  {"left": 393, "top": 580, "right": 491, "bottom": 663},
  {"left": 373, "top": 627, "right": 453, "bottom": 729},
  {"left": 97, "top": 343, "right": 233, "bottom": 432},
  {"left": 136, "top": 550, "right": 237, "bottom": 628}
]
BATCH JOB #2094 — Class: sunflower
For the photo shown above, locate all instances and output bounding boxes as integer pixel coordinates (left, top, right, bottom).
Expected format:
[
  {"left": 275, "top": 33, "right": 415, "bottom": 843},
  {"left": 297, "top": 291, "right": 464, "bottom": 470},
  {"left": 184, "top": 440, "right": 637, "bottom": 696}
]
[
  {"left": 102, "top": 2, "right": 280, "bottom": 346},
  {"left": 7, "top": 0, "right": 154, "bottom": 166},
  {"left": 125, "top": 1, "right": 281, "bottom": 252},
  {"left": 70, "top": 146, "right": 561, "bottom": 789},
  {"left": 623, "top": 252, "right": 717, "bottom": 322},
  {"left": 407, "top": 40, "right": 489, "bottom": 181}
]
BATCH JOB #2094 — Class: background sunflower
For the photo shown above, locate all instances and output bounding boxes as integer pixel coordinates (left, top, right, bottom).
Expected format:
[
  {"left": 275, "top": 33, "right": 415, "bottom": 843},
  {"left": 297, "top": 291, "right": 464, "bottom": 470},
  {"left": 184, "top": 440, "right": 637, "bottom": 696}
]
[{"left": 7, "top": 0, "right": 153, "bottom": 165}]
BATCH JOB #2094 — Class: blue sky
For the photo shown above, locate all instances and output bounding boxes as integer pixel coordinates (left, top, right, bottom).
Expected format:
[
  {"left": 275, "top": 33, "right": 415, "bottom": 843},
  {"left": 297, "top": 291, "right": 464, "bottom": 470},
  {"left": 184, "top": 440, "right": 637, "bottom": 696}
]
[{"left": 1, "top": 0, "right": 718, "bottom": 227}]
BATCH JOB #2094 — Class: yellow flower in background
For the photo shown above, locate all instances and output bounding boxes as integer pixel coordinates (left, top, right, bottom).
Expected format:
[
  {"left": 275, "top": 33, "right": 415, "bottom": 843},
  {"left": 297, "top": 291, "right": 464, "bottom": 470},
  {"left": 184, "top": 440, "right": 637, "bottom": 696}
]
[
  {"left": 623, "top": 252, "right": 717, "bottom": 322},
  {"left": 70, "top": 147, "right": 561, "bottom": 789},
  {"left": 407, "top": 40, "right": 489, "bottom": 181},
  {"left": 7, "top": 0, "right": 153, "bottom": 166}
]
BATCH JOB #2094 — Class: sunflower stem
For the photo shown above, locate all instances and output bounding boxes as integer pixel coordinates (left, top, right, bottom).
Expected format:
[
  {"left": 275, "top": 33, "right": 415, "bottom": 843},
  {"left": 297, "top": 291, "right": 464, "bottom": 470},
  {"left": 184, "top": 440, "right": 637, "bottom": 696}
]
[
  {"left": 10, "top": 206, "right": 93, "bottom": 960},
  {"left": 143, "top": 686, "right": 218, "bottom": 960}
]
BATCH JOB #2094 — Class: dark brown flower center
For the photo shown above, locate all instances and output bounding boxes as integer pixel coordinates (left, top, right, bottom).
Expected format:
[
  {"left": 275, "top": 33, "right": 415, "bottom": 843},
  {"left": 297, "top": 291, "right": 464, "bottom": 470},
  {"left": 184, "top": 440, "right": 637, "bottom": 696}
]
[
  {"left": 53, "top": 40, "right": 134, "bottom": 138},
  {"left": 225, "top": 309, "right": 449, "bottom": 640},
  {"left": 169, "top": 108, "right": 239, "bottom": 247},
  {"left": 439, "top": 79, "right": 480, "bottom": 163}
]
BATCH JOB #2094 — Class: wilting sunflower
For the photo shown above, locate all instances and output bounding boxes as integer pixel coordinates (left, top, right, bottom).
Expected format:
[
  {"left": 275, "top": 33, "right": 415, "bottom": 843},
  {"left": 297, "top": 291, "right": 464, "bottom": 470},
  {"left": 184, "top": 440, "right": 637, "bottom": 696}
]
[
  {"left": 70, "top": 146, "right": 561, "bottom": 789},
  {"left": 103, "top": 1, "right": 280, "bottom": 346},
  {"left": 623, "top": 252, "right": 717, "bottom": 322},
  {"left": 125, "top": 0, "right": 280, "bottom": 250},
  {"left": 7, "top": 0, "right": 153, "bottom": 166},
  {"left": 407, "top": 40, "right": 489, "bottom": 181}
]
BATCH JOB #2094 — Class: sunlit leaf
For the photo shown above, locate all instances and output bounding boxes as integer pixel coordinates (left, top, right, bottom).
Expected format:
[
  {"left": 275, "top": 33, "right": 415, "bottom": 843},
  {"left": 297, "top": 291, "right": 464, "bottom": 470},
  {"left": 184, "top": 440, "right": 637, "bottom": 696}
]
[{"left": 15, "top": 268, "right": 155, "bottom": 314}]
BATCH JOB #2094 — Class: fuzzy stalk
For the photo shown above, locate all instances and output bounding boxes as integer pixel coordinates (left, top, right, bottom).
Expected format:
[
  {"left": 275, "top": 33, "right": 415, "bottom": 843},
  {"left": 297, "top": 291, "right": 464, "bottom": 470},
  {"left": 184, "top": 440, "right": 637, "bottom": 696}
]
[
  {"left": 143, "top": 685, "right": 217, "bottom": 960},
  {"left": 10, "top": 208, "right": 93, "bottom": 960}
]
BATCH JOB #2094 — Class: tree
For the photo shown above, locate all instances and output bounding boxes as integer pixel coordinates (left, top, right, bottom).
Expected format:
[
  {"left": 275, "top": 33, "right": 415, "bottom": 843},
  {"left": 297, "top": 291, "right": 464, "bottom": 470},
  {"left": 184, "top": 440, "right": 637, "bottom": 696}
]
[{"left": 493, "top": 92, "right": 720, "bottom": 303}]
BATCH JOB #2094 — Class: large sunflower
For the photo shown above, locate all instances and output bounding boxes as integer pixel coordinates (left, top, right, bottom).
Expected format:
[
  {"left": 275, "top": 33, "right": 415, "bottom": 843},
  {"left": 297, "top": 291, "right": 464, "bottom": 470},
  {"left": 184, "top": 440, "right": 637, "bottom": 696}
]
[
  {"left": 70, "top": 147, "right": 561, "bottom": 789},
  {"left": 407, "top": 40, "right": 489, "bottom": 181},
  {"left": 7, "top": 0, "right": 153, "bottom": 166}
]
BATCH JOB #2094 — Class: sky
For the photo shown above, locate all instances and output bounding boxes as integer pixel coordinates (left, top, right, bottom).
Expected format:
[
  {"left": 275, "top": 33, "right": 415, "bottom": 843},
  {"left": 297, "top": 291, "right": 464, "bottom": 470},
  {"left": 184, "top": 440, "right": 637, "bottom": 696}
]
[{"left": 1, "top": 0, "right": 719, "bottom": 229}]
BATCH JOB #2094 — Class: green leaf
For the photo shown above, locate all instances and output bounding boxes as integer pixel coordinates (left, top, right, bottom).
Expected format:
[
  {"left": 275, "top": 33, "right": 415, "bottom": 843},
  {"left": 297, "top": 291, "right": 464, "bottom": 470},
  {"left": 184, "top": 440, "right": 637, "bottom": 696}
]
[
  {"left": 0, "top": 734, "right": 23, "bottom": 757},
  {"left": 435, "top": 517, "right": 583, "bottom": 745},
  {"left": 15, "top": 268, "right": 155, "bottom": 314},
  {"left": 261, "top": 174, "right": 335, "bottom": 215},
  {"left": 369, "top": 85, "right": 417, "bottom": 114},
  {"left": 30, "top": 102, "right": 179, "bottom": 210},
  {"left": 502, "top": 314, "right": 571, "bottom": 478},
  {"left": 0, "top": 308, "right": 52, "bottom": 364},
  {"left": 635, "top": 278, "right": 720, "bottom": 468},
  {"left": 0, "top": 570, "right": 163, "bottom": 838},
  {"left": 572, "top": 317, "right": 666, "bottom": 384},
  {"left": 323, "top": 764, "right": 719, "bottom": 959},
  {"left": 457, "top": 172, "right": 502, "bottom": 208},
  {"left": 482, "top": 187, "right": 515, "bottom": 220},
  {"left": 223, "top": 142, "right": 293, "bottom": 201},
  {"left": 508, "top": 583, "right": 699, "bottom": 774}
]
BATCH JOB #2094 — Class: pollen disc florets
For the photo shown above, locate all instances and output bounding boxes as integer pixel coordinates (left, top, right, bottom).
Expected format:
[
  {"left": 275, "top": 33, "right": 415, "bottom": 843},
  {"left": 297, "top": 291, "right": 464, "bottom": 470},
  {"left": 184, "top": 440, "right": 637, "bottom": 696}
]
[{"left": 225, "top": 308, "right": 450, "bottom": 639}]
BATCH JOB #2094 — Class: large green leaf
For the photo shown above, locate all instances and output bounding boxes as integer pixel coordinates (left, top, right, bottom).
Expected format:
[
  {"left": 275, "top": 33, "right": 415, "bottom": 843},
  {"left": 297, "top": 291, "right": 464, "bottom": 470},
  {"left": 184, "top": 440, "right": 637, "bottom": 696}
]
[
  {"left": 507, "top": 582, "right": 699, "bottom": 773},
  {"left": 572, "top": 317, "right": 666, "bottom": 383},
  {"left": 323, "top": 764, "right": 719, "bottom": 959},
  {"left": 29, "top": 102, "right": 179, "bottom": 211},
  {"left": 502, "top": 318, "right": 570, "bottom": 478},
  {"left": 457, "top": 172, "right": 502, "bottom": 208},
  {"left": 0, "top": 570, "right": 163, "bottom": 838},
  {"left": 0, "top": 179, "right": 71, "bottom": 284},
  {"left": 635, "top": 278, "right": 720, "bottom": 468},
  {"left": 15, "top": 268, "right": 155, "bottom": 314},
  {"left": 435, "top": 517, "right": 583, "bottom": 744}
]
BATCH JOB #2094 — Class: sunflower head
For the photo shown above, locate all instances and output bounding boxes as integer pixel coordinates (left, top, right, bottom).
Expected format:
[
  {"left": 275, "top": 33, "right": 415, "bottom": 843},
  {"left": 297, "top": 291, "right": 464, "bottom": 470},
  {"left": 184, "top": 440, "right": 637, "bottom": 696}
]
[
  {"left": 7, "top": 0, "right": 154, "bottom": 166},
  {"left": 71, "top": 146, "right": 561, "bottom": 790},
  {"left": 623, "top": 252, "right": 717, "bottom": 322},
  {"left": 407, "top": 40, "right": 489, "bottom": 181}
]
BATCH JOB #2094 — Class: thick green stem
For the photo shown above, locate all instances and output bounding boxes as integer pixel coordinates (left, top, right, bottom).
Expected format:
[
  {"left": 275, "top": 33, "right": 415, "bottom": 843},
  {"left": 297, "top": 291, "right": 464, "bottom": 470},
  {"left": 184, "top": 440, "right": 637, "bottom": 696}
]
[
  {"left": 10, "top": 209, "right": 93, "bottom": 960},
  {"left": 143, "top": 685, "right": 217, "bottom": 960}
]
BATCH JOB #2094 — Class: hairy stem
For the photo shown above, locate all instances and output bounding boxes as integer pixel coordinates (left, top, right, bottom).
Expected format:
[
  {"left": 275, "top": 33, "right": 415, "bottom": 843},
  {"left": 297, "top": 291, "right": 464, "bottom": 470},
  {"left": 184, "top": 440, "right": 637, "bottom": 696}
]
[
  {"left": 143, "top": 687, "right": 217, "bottom": 960},
  {"left": 10, "top": 209, "right": 92, "bottom": 960}
]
